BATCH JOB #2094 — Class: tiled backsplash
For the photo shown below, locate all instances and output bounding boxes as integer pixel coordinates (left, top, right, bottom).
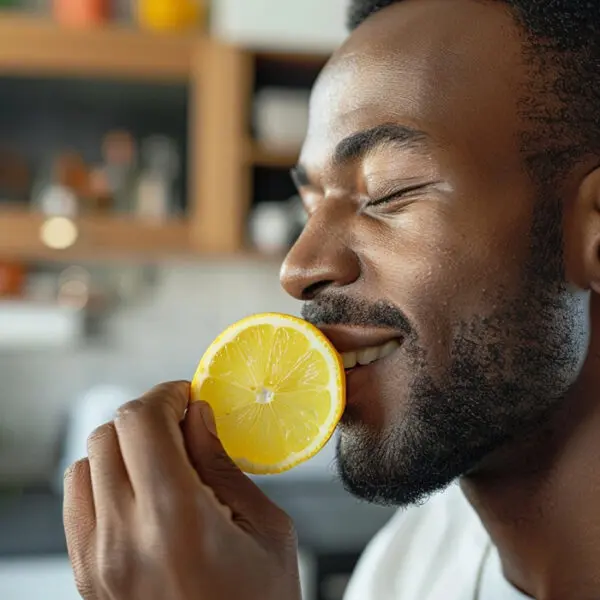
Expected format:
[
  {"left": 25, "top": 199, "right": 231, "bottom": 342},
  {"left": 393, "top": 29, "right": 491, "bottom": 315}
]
[{"left": 0, "top": 260, "right": 337, "bottom": 483}]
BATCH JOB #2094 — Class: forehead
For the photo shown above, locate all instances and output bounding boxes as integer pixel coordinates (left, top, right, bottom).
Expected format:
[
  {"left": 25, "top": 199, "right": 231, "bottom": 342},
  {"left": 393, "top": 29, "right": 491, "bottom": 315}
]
[{"left": 301, "top": 0, "right": 526, "bottom": 176}]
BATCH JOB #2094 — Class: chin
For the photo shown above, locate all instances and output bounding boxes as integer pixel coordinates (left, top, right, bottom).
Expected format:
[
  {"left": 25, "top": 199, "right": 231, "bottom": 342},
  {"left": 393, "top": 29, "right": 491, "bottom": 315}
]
[
  {"left": 335, "top": 417, "right": 466, "bottom": 508},
  {"left": 334, "top": 375, "right": 499, "bottom": 509}
]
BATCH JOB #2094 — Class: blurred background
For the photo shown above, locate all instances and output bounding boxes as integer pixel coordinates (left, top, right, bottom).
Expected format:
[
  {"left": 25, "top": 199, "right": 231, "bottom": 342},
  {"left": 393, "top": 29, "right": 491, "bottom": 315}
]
[{"left": 0, "top": 1, "right": 395, "bottom": 599}]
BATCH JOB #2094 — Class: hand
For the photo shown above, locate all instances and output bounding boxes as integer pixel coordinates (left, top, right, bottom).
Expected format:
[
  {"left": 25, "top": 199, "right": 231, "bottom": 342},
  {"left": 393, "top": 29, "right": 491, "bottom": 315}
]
[{"left": 63, "top": 381, "right": 301, "bottom": 600}]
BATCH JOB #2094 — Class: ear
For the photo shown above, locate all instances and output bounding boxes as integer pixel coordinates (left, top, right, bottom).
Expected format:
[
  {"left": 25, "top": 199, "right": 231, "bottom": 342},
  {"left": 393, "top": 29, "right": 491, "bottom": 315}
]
[{"left": 565, "top": 167, "right": 600, "bottom": 293}]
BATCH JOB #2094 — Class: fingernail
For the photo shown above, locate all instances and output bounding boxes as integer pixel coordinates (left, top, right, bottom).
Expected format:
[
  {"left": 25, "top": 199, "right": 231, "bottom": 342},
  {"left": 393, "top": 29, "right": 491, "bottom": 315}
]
[{"left": 199, "top": 402, "right": 218, "bottom": 436}]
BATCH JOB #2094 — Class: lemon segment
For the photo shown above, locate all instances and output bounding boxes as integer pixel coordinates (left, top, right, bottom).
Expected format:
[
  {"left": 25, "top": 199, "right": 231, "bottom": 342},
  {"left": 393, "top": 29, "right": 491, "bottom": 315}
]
[{"left": 191, "top": 313, "right": 345, "bottom": 475}]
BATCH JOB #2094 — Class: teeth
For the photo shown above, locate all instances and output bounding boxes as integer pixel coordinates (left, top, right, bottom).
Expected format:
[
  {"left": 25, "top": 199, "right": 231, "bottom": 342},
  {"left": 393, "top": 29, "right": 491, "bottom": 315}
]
[
  {"left": 342, "top": 340, "right": 400, "bottom": 369},
  {"left": 343, "top": 352, "right": 357, "bottom": 369},
  {"left": 380, "top": 340, "right": 400, "bottom": 359},
  {"left": 357, "top": 346, "right": 380, "bottom": 366}
]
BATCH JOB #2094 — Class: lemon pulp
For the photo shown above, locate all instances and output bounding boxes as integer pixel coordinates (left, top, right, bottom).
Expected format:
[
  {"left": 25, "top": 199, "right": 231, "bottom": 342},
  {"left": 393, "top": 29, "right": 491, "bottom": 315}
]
[{"left": 191, "top": 313, "right": 345, "bottom": 475}]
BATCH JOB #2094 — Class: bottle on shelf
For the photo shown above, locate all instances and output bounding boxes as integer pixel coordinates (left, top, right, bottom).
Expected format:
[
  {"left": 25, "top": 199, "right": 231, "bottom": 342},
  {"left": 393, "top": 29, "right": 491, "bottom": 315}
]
[
  {"left": 86, "top": 166, "right": 113, "bottom": 214},
  {"left": 0, "top": 149, "right": 30, "bottom": 206},
  {"left": 32, "top": 153, "right": 82, "bottom": 218},
  {"left": 53, "top": 0, "right": 111, "bottom": 27},
  {"left": 114, "top": 0, "right": 133, "bottom": 24},
  {"left": 0, "top": 262, "right": 26, "bottom": 299},
  {"left": 135, "top": 135, "right": 180, "bottom": 222},
  {"left": 101, "top": 130, "right": 138, "bottom": 215}
]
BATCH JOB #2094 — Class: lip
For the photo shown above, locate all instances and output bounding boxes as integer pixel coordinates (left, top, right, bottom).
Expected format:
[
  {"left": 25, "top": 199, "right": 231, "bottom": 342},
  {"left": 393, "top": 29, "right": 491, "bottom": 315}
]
[
  {"left": 318, "top": 324, "right": 404, "bottom": 354},
  {"left": 317, "top": 326, "right": 405, "bottom": 414},
  {"left": 343, "top": 362, "right": 380, "bottom": 411}
]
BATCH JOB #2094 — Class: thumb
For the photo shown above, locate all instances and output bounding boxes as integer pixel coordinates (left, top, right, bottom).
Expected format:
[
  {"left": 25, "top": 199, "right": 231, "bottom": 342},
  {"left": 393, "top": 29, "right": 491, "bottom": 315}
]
[{"left": 183, "top": 402, "right": 285, "bottom": 534}]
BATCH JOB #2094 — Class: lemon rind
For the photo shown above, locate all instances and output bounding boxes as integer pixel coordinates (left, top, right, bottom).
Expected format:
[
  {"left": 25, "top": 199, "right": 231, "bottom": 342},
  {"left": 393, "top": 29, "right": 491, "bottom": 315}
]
[{"left": 191, "top": 313, "right": 345, "bottom": 475}]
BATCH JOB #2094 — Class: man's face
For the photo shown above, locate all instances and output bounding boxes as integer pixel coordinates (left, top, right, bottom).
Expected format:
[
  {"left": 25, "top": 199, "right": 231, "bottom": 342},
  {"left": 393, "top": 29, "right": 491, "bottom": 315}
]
[{"left": 280, "top": 0, "right": 588, "bottom": 506}]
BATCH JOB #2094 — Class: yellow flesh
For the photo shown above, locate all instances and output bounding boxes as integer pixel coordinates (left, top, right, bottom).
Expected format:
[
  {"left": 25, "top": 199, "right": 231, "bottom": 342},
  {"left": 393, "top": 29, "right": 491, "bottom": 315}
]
[{"left": 193, "top": 319, "right": 343, "bottom": 473}]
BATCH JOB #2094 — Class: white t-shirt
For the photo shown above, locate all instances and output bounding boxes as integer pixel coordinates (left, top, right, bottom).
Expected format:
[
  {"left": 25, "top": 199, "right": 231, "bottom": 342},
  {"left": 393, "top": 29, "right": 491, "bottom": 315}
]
[{"left": 344, "top": 484, "right": 531, "bottom": 600}]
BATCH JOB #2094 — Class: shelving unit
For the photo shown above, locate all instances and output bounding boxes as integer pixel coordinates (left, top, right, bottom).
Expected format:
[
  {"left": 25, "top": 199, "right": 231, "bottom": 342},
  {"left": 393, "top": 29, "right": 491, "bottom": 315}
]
[
  {"left": 0, "top": 206, "right": 192, "bottom": 261},
  {"left": 246, "top": 142, "right": 300, "bottom": 169},
  {"left": 0, "top": 13, "right": 328, "bottom": 263},
  {"left": 0, "top": 14, "right": 244, "bottom": 262},
  {"left": 0, "top": 15, "right": 196, "bottom": 82}
]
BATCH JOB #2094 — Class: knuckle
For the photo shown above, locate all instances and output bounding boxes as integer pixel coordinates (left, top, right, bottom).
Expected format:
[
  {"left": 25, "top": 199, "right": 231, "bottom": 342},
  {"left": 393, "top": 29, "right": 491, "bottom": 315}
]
[
  {"left": 87, "top": 423, "right": 116, "bottom": 453},
  {"left": 149, "top": 381, "right": 190, "bottom": 419},
  {"left": 278, "top": 510, "right": 296, "bottom": 536},
  {"left": 137, "top": 515, "right": 185, "bottom": 564},
  {"left": 98, "top": 559, "right": 129, "bottom": 594},
  {"left": 150, "top": 380, "right": 188, "bottom": 396},
  {"left": 64, "top": 457, "right": 88, "bottom": 483},
  {"left": 142, "top": 381, "right": 189, "bottom": 410},
  {"left": 144, "top": 488, "right": 196, "bottom": 527},
  {"left": 73, "top": 573, "right": 96, "bottom": 600},
  {"left": 270, "top": 507, "right": 297, "bottom": 544},
  {"left": 115, "top": 398, "right": 145, "bottom": 420},
  {"left": 115, "top": 381, "right": 188, "bottom": 423},
  {"left": 68, "top": 534, "right": 96, "bottom": 598},
  {"left": 208, "top": 452, "right": 238, "bottom": 481},
  {"left": 97, "top": 533, "right": 132, "bottom": 593}
]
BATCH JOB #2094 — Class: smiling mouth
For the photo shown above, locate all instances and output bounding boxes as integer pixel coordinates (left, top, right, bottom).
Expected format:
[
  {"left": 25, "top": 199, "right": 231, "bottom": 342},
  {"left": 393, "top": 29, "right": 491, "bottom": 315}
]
[
  {"left": 341, "top": 339, "right": 401, "bottom": 370},
  {"left": 315, "top": 324, "right": 405, "bottom": 374}
]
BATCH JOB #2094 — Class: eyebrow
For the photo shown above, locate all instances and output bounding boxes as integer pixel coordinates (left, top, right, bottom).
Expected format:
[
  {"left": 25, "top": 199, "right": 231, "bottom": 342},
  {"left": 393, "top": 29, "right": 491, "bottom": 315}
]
[
  {"left": 291, "top": 123, "right": 430, "bottom": 188},
  {"left": 334, "top": 123, "right": 429, "bottom": 165}
]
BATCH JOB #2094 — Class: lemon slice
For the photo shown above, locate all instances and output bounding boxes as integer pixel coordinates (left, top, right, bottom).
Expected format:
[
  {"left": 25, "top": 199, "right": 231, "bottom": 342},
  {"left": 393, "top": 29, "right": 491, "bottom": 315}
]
[{"left": 191, "top": 313, "right": 345, "bottom": 475}]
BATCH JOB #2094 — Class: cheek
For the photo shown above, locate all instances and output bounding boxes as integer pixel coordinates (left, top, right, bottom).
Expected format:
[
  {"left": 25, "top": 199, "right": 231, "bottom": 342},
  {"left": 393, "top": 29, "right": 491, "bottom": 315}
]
[
  {"left": 357, "top": 209, "right": 466, "bottom": 360},
  {"left": 357, "top": 200, "right": 532, "bottom": 345}
]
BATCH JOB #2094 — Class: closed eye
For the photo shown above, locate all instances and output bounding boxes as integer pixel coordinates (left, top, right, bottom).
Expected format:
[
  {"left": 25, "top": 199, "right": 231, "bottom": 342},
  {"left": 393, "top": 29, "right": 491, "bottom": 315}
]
[{"left": 365, "top": 182, "right": 432, "bottom": 208}]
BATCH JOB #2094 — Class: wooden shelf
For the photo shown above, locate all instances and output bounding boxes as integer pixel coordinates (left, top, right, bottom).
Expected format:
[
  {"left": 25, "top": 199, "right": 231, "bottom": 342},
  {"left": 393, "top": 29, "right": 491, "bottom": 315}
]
[
  {"left": 253, "top": 49, "right": 329, "bottom": 67},
  {"left": 0, "top": 208, "right": 195, "bottom": 262},
  {"left": 0, "top": 14, "right": 199, "bottom": 82},
  {"left": 0, "top": 30, "right": 312, "bottom": 263},
  {"left": 247, "top": 142, "right": 300, "bottom": 169}
]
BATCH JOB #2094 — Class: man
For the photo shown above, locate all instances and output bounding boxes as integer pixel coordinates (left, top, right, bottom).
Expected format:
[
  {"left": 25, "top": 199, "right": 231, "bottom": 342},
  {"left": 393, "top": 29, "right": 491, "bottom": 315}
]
[{"left": 63, "top": 0, "right": 600, "bottom": 598}]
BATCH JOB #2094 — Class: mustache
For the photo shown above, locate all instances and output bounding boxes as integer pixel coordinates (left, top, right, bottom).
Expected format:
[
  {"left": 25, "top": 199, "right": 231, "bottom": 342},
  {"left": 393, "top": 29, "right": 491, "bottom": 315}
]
[{"left": 301, "top": 294, "right": 412, "bottom": 334}]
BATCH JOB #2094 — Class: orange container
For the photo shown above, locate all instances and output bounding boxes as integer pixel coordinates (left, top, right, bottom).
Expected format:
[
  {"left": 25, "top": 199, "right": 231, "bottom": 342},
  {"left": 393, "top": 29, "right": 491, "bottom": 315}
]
[
  {"left": 0, "top": 262, "right": 26, "bottom": 298},
  {"left": 137, "top": 0, "right": 204, "bottom": 32},
  {"left": 53, "top": 0, "right": 111, "bottom": 27}
]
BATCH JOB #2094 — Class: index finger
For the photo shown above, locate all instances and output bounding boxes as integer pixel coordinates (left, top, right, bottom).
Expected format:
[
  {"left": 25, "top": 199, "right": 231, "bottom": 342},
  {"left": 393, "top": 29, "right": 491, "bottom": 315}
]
[{"left": 114, "top": 381, "right": 198, "bottom": 495}]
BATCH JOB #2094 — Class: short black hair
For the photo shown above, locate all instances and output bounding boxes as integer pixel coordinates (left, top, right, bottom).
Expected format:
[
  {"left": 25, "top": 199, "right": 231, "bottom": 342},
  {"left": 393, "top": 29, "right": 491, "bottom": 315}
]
[{"left": 347, "top": 1, "right": 600, "bottom": 185}]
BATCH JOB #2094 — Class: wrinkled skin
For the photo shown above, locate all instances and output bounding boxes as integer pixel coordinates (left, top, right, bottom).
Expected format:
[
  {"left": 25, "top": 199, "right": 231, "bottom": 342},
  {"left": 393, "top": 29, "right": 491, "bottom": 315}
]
[{"left": 64, "top": 1, "right": 600, "bottom": 599}]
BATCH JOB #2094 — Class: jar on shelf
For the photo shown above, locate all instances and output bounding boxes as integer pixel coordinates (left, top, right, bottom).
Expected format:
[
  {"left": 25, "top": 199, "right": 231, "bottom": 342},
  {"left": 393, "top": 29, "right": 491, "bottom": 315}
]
[
  {"left": 135, "top": 135, "right": 180, "bottom": 222},
  {"left": 101, "top": 130, "right": 138, "bottom": 214},
  {"left": 113, "top": 0, "right": 133, "bottom": 24},
  {"left": 0, "top": 262, "right": 26, "bottom": 299},
  {"left": 32, "top": 153, "right": 82, "bottom": 218},
  {"left": 136, "top": 0, "right": 205, "bottom": 32},
  {"left": 53, "top": 0, "right": 111, "bottom": 27}
]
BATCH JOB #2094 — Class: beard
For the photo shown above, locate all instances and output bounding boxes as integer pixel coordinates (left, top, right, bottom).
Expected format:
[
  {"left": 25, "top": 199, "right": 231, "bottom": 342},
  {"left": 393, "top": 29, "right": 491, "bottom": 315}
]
[{"left": 301, "top": 196, "right": 588, "bottom": 507}]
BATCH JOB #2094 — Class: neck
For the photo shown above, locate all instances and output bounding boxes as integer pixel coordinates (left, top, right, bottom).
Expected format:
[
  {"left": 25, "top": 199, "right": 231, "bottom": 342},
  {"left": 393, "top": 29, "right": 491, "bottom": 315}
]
[{"left": 462, "top": 294, "right": 600, "bottom": 600}]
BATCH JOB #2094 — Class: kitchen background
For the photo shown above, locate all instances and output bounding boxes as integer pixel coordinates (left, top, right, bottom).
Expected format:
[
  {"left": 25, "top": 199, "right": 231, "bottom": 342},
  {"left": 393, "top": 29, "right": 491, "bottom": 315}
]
[{"left": 0, "top": 2, "right": 396, "bottom": 600}]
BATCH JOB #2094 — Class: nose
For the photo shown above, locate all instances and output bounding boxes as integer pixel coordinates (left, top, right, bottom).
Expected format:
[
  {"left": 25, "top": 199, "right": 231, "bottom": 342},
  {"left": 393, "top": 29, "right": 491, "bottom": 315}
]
[{"left": 280, "top": 215, "right": 361, "bottom": 301}]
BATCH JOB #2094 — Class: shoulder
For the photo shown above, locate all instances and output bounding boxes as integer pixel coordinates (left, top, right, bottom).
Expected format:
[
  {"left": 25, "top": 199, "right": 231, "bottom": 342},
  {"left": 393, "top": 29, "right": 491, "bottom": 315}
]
[{"left": 344, "top": 484, "right": 490, "bottom": 600}]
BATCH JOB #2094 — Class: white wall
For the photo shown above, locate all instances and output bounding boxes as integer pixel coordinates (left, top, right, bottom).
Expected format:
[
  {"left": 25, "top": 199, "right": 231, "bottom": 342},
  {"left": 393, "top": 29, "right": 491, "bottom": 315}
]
[{"left": 212, "top": 0, "right": 349, "bottom": 52}]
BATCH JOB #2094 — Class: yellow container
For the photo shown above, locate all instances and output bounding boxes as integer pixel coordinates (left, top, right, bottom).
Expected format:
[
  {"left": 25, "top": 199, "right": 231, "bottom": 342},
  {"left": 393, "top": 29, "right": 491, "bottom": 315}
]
[{"left": 137, "top": 0, "right": 205, "bottom": 32}]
